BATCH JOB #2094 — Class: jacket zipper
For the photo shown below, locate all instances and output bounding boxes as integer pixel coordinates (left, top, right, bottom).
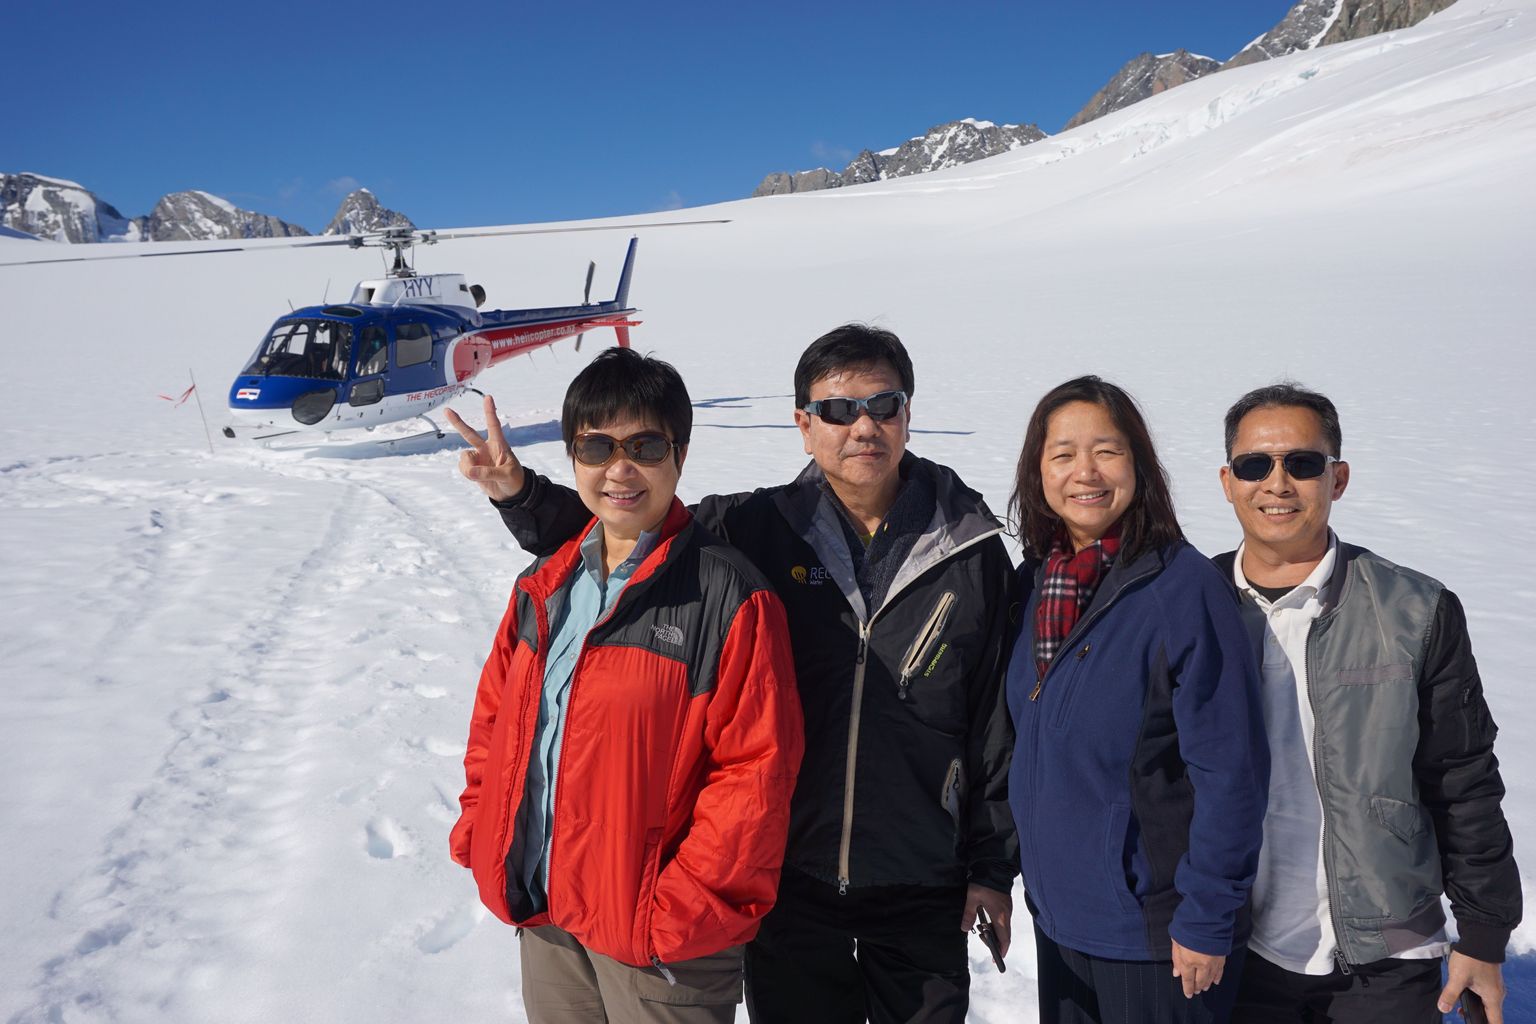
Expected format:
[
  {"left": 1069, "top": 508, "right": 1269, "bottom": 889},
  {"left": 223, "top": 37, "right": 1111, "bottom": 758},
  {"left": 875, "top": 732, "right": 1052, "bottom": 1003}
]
[
  {"left": 835, "top": 530, "right": 1000, "bottom": 895},
  {"left": 1305, "top": 618, "right": 1350, "bottom": 973},
  {"left": 897, "top": 590, "right": 956, "bottom": 701},
  {"left": 837, "top": 622, "right": 872, "bottom": 895}
]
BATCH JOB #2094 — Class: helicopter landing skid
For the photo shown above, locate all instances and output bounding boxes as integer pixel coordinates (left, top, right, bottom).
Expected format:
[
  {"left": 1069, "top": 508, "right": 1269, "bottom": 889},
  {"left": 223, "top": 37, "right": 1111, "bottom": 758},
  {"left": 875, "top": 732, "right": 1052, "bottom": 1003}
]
[{"left": 377, "top": 415, "right": 445, "bottom": 446}]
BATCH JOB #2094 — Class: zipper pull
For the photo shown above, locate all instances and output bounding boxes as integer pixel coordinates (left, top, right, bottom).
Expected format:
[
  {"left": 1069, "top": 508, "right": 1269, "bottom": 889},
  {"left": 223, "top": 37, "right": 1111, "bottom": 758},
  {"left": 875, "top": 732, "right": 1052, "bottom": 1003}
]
[
  {"left": 837, "top": 877, "right": 849, "bottom": 896},
  {"left": 651, "top": 955, "right": 678, "bottom": 986},
  {"left": 1332, "top": 948, "right": 1353, "bottom": 976},
  {"left": 856, "top": 628, "right": 869, "bottom": 666},
  {"left": 1076, "top": 643, "right": 1091, "bottom": 659},
  {"left": 1029, "top": 677, "right": 1043, "bottom": 701},
  {"left": 897, "top": 673, "right": 912, "bottom": 701}
]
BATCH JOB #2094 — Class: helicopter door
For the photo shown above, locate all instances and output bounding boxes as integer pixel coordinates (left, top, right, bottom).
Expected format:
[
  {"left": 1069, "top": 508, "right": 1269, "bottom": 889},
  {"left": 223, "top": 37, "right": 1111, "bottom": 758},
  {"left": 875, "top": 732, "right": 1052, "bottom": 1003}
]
[
  {"left": 348, "top": 325, "right": 388, "bottom": 406},
  {"left": 389, "top": 322, "right": 439, "bottom": 393}
]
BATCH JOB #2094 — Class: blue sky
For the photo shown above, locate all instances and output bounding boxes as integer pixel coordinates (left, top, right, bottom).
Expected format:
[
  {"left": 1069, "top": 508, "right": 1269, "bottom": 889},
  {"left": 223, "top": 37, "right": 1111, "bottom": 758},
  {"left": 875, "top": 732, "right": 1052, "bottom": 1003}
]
[{"left": 7, "top": 0, "right": 1294, "bottom": 232}]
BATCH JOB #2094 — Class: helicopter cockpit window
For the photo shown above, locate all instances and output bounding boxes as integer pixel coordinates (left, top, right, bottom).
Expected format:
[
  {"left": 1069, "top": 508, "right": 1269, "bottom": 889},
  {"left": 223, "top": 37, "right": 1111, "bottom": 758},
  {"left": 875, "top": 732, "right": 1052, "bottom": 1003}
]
[
  {"left": 243, "top": 320, "right": 352, "bottom": 381},
  {"left": 356, "top": 325, "right": 388, "bottom": 377},
  {"left": 395, "top": 323, "right": 433, "bottom": 368}
]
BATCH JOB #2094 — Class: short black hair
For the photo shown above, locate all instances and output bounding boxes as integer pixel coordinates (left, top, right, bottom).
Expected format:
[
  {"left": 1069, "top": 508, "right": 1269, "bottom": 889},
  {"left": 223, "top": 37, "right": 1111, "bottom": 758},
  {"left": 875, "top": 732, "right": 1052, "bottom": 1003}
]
[
  {"left": 1010, "top": 375, "right": 1183, "bottom": 563},
  {"left": 1223, "top": 382, "right": 1342, "bottom": 459},
  {"left": 562, "top": 347, "right": 691, "bottom": 462},
  {"left": 793, "top": 324, "right": 915, "bottom": 408}
]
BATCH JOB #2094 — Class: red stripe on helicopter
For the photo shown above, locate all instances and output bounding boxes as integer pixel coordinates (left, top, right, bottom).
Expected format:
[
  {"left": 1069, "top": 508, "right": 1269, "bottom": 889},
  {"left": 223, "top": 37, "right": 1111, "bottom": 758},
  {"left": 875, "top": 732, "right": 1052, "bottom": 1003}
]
[{"left": 451, "top": 315, "right": 643, "bottom": 382}]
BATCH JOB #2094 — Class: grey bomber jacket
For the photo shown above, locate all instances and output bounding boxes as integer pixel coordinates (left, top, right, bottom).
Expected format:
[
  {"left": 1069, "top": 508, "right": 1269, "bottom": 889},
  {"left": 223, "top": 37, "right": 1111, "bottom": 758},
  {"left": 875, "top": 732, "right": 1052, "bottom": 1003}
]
[{"left": 1214, "top": 542, "right": 1521, "bottom": 965}]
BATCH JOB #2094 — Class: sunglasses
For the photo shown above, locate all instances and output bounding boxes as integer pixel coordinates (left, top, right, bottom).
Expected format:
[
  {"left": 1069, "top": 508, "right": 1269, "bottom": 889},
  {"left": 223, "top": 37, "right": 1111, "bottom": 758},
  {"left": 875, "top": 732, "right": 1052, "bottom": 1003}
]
[
  {"left": 801, "top": 390, "right": 908, "bottom": 426},
  {"left": 572, "top": 431, "right": 680, "bottom": 467},
  {"left": 1229, "top": 449, "right": 1339, "bottom": 482}
]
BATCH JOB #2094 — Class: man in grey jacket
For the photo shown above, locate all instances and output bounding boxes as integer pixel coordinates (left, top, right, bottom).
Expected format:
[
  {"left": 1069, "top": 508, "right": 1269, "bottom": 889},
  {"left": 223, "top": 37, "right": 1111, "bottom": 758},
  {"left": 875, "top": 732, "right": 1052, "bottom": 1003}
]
[{"left": 1215, "top": 383, "right": 1520, "bottom": 1023}]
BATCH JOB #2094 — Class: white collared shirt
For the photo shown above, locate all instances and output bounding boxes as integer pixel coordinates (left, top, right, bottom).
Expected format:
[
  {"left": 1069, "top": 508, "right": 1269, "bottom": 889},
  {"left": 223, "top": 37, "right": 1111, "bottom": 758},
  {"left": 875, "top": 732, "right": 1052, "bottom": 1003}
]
[{"left": 1235, "top": 533, "right": 1447, "bottom": 974}]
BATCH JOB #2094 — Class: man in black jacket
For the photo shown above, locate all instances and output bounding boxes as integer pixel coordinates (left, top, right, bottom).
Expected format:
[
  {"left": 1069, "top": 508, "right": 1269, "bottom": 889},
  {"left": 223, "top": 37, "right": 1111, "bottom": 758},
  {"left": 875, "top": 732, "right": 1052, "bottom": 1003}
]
[
  {"left": 447, "top": 325, "right": 1017, "bottom": 1024},
  {"left": 1215, "top": 383, "right": 1520, "bottom": 1024}
]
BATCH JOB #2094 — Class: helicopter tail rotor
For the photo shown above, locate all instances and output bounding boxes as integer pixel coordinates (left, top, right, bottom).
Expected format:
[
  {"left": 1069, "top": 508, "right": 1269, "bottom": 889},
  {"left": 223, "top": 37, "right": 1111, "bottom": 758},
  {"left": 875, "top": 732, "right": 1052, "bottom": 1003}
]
[{"left": 575, "top": 259, "right": 597, "bottom": 351}]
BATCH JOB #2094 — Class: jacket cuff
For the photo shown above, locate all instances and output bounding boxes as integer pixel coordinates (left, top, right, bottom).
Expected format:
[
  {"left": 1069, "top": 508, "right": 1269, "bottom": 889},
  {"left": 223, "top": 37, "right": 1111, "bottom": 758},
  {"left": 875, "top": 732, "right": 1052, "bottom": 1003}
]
[
  {"left": 1452, "top": 920, "right": 1512, "bottom": 963},
  {"left": 489, "top": 470, "right": 536, "bottom": 510},
  {"left": 966, "top": 858, "right": 1017, "bottom": 895}
]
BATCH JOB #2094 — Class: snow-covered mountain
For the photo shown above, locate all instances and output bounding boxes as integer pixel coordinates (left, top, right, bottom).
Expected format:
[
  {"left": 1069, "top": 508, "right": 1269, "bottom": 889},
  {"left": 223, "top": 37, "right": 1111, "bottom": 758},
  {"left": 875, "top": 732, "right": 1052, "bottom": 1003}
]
[
  {"left": 1226, "top": 0, "right": 1459, "bottom": 68},
  {"left": 139, "top": 191, "right": 310, "bottom": 241},
  {"left": 0, "top": 172, "right": 141, "bottom": 243},
  {"left": 1063, "top": 50, "right": 1222, "bottom": 131},
  {"left": 0, "top": 177, "right": 413, "bottom": 243},
  {"left": 752, "top": 119, "right": 1046, "bottom": 196},
  {"left": 323, "top": 188, "right": 414, "bottom": 236}
]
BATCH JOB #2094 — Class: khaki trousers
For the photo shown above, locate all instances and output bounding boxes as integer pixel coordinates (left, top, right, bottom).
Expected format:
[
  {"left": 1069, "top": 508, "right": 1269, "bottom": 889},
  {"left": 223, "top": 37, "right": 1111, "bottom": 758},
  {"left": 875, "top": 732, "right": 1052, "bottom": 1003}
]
[{"left": 520, "top": 924, "right": 743, "bottom": 1024}]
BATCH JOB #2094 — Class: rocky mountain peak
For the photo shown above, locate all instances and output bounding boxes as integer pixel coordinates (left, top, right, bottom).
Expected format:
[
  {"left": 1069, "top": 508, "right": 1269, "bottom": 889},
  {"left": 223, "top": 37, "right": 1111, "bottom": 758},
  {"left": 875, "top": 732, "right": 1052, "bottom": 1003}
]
[
  {"left": 323, "top": 189, "right": 413, "bottom": 236},
  {"left": 1063, "top": 50, "right": 1222, "bottom": 132},
  {"left": 0, "top": 172, "right": 140, "bottom": 243},
  {"left": 141, "top": 192, "right": 309, "bottom": 241},
  {"left": 752, "top": 118, "right": 1047, "bottom": 197},
  {"left": 1224, "top": 0, "right": 1458, "bottom": 69}
]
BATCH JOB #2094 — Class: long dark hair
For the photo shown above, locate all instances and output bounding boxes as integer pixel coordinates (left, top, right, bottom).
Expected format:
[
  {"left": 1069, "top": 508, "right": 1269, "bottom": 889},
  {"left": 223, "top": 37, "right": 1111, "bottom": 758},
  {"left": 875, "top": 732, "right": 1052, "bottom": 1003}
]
[{"left": 1010, "top": 376, "right": 1183, "bottom": 563}]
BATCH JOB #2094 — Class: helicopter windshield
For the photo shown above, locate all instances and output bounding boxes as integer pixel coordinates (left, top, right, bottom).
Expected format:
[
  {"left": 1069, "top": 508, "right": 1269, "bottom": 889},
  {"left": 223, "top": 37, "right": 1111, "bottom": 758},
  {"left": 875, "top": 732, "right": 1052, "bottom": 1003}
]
[{"left": 243, "top": 320, "right": 354, "bottom": 381}]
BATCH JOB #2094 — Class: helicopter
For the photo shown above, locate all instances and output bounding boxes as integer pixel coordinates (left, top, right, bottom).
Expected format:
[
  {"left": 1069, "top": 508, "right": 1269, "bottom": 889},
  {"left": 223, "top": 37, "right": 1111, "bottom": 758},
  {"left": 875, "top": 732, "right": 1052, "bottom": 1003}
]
[
  {"left": 224, "top": 227, "right": 647, "bottom": 440},
  {"left": 0, "top": 217, "right": 725, "bottom": 442}
]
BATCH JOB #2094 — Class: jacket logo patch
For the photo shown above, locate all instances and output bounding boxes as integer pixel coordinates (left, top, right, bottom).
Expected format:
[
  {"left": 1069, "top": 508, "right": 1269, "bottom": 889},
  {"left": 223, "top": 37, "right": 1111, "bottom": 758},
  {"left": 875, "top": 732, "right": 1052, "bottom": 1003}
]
[
  {"left": 651, "top": 623, "right": 685, "bottom": 647},
  {"left": 791, "top": 564, "right": 831, "bottom": 586}
]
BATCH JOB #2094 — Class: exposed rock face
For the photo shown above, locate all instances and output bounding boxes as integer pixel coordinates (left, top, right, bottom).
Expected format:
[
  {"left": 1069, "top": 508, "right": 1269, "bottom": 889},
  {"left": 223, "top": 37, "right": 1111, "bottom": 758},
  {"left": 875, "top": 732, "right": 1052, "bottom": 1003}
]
[
  {"left": 140, "top": 191, "right": 310, "bottom": 241},
  {"left": 752, "top": 118, "right": 1047, "bottom": 196},
  {"left": 1063, "top": 50, "right": 1222, "bottom": 131},
  {"left": 0, "top": 172, "right": 140, "bottom": 243},
  {"left": 1225, "top": 0, "right": 1458, "bottom": 68},
  {"left": 323, "top": 188, "right": 413, "bottom": 235}
]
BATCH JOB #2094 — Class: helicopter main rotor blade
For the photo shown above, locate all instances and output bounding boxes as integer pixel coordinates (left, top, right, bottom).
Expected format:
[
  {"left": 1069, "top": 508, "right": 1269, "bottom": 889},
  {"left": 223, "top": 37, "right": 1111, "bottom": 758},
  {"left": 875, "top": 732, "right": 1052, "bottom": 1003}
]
[
  {"left": 0, "top": 235, "right": 358, "bottom": 268},
  {"left": 0, "top": 216, "right": 729, "bottom": 269},
  {"left": 424, "top": 218, "right": 730, "bottom": 244}
]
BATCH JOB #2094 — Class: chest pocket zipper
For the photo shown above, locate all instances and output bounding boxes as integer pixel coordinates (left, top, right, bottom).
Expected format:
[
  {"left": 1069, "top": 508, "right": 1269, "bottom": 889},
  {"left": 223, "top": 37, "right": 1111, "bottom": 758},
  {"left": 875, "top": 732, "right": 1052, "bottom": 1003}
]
[
  {"left": 1048, "top": 642, "right": 1094, "bottom": 728},
  {"left": 898, "top": 591, "right": 957, "bottom": 701}
]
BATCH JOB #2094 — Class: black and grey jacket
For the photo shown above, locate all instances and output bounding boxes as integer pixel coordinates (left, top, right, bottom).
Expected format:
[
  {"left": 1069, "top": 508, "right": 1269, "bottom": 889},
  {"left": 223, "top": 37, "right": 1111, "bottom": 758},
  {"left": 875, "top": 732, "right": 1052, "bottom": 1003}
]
[
  {"left": 1214, "top": 543, "right": 1521, "bottom": 964},
  {"left": 494, "top": 453, "right": 1019, "bottom": 894}
]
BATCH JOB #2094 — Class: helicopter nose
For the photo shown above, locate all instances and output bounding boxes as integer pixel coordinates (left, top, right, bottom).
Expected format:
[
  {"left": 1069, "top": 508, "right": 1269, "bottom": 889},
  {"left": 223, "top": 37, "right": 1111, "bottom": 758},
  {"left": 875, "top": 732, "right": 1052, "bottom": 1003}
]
[{"left": 292, "top": 388, "right": 337, "bottom": 425}]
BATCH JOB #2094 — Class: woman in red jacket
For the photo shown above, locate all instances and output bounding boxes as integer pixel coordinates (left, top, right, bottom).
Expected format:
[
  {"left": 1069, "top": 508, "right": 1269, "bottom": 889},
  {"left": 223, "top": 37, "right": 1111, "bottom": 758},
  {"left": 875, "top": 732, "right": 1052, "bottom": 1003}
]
[{"left": 450, "top": 348, "right": 804, "bottom": 1022}]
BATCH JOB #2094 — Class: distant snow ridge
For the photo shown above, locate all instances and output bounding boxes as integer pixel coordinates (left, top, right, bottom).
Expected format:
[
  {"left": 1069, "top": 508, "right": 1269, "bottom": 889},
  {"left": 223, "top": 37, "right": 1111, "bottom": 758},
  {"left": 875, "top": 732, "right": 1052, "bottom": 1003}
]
[
  {"left": 752, "top": 118, "right": 1047, "bottom": 196},
  {"left": 323, "top": 188, "right": 414, "bottom": 236},
  {"left": 0, "top": 172, "right": 141, "bottom": 243},
  {"left": 1064, "top": 51, "right": 1222, "bottom": 131},
  {"left": 1225, "top": 0, "right": 1459, "bottom": 68}
]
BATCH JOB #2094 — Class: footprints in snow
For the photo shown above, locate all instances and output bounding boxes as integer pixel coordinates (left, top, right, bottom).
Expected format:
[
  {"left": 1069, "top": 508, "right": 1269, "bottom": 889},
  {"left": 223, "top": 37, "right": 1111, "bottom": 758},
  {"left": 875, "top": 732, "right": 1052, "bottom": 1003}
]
[
  {"left": 365, "top": 817, "right": 414, "bottom": 860},
  {"left": 416, "top": 904, "right": 482, "bottom": 955}
]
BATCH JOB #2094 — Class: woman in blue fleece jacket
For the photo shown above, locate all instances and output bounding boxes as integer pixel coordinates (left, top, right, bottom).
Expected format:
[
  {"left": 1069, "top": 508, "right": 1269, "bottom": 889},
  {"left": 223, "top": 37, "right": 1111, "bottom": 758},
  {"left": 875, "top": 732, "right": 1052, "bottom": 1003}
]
[{"left": 1005, "top": 377, "right": 1269, "bottom": 1024}]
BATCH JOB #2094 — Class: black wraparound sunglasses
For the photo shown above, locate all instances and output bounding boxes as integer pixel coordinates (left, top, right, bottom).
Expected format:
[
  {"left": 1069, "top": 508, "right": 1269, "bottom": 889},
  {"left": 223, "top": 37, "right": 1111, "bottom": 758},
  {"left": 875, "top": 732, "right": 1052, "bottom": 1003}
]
[
  {"left": 1229, "top": 449, "right": 1339, "bottom": 482},
  {"left": 572, "top": 431, "right": 681, "bottom": 467},
  {"left": 801, "top": 390, "right": 908, "bottom": 426}
]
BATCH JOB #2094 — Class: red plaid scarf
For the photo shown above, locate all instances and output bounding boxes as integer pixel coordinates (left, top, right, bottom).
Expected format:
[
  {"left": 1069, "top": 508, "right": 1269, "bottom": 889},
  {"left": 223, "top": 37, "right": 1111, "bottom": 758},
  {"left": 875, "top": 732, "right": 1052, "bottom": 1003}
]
[{"left": 1034, "top": 525, "right": 1121, "bottom": 680}]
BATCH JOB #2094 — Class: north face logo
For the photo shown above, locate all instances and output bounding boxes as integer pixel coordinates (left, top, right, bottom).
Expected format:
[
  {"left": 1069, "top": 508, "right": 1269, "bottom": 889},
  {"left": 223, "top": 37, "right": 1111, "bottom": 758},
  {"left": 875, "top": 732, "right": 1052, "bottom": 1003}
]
[{"left": 651, "top": 624, "right": 685, "bottom": 646}]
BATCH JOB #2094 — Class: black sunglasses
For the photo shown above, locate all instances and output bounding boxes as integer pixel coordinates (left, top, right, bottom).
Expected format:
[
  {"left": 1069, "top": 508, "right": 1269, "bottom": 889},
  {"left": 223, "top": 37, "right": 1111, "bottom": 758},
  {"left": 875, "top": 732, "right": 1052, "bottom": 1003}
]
[
  {"left": 1229, "top": 449, "right": 1339, "bottom": 482},
  {"left": 801, "top": 390, "right": 908, "bottom": 426},
  {"left": 572, "top": 431, "right": 680, "bottom": 467}
]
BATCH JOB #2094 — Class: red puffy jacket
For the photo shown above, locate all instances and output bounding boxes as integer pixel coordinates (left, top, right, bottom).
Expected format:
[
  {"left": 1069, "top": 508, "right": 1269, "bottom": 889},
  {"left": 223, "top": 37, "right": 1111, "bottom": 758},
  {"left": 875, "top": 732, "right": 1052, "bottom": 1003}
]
[{"left": 450, "top": 500, "right": 803, "bottom": 966}]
